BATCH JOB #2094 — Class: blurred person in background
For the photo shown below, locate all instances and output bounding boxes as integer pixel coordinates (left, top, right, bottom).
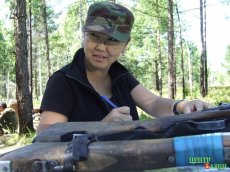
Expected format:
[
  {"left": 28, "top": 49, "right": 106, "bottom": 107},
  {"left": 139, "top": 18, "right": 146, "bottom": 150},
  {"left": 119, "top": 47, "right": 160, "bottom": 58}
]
[{"left": 0, "top": 102, "right": 18, "bottom": 135}]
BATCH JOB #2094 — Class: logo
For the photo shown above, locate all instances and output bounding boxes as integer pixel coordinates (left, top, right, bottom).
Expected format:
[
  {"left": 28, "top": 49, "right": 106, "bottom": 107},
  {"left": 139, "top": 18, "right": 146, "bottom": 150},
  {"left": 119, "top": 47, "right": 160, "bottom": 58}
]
[{"left": 188, "top": 157, "right": 227, "bottom": 170}]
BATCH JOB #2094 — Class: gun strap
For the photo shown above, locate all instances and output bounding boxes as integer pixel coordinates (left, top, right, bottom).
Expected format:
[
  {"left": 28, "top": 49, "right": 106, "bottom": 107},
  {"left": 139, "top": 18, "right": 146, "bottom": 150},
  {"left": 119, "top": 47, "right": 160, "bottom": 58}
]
[{"left": 63, "top": 133, "right": 96, "bottom": 172}]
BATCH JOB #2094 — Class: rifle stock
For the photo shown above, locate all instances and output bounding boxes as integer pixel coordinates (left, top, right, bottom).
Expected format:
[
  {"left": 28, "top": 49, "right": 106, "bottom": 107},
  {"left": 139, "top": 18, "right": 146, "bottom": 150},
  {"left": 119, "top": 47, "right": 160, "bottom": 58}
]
[
  {"left": 35, "top": 108, "right": 230, "bottom": 142},
  {"left": 1, "top": 134, "right": 230, "bottom": 171},
  {"left": 1, "top": 107, "right": 230, "bottom": 171}
]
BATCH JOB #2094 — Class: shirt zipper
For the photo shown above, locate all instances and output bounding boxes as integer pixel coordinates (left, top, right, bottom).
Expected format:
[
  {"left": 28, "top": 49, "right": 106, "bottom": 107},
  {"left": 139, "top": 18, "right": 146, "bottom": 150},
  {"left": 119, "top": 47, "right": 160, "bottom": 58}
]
[{"left": 66, "top": 74, "right": 111, "bottom": 112}]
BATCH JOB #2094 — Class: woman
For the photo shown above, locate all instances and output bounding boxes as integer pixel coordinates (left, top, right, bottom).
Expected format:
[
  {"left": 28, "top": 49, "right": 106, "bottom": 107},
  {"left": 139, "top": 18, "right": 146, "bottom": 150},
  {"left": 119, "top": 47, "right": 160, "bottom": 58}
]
[{"left": 37, "top": 1, "right": 211, "bottom": 133}]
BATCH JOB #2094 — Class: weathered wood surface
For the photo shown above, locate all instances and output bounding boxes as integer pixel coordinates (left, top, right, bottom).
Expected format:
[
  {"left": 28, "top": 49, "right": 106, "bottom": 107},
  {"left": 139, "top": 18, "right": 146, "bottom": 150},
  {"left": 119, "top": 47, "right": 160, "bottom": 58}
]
[
  {"left": 35, "top": 108, "right": 230, "bottom": 142},
  {"left": 1, "top": 134, "right": 230, "bottom": 171},
  {"left": 0, "top": 139, "right": 173, "bottom": 171},
  {"left": 1, "top": 107, "right": 230, "bottom": 171}
]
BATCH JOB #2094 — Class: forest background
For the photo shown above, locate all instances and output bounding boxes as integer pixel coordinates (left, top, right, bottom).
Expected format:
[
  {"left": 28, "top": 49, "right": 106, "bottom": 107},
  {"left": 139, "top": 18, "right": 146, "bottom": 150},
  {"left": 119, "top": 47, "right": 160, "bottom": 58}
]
[{"left": 0, "top": 0, "right": 230, "bottom": 134}]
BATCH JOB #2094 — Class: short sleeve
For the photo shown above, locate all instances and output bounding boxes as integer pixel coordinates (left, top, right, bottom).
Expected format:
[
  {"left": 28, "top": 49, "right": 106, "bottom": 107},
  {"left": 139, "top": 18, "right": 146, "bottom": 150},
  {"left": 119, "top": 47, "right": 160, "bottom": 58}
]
[
  {"left": 40, "top": 72, "right": 74, "bottom": 117},
  {"left": 123, "top": 72, "right": 140, "bottom": 92}
]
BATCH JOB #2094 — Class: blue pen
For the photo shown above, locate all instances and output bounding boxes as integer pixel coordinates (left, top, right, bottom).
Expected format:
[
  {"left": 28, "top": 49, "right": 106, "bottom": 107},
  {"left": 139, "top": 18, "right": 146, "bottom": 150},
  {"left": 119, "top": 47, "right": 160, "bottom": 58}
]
[{"left": 101, "top": 95, "right": 118, "bottom": 108}]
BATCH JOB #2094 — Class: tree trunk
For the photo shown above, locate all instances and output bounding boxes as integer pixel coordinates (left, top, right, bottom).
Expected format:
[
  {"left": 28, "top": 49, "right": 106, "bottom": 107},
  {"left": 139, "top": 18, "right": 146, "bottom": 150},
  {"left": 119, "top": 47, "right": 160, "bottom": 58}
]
[
  {"left": 154, "top": 59, "right": 160, "bottom": 91},
  {"left": 187, "top": 43, "right": 193, "bottom": 96},
  {"left": 167, "top": 0, "right": 175, "bottom": 99},
  {"left": 204, "top": 0, "right": 208, "bottom": 96},
  {"left": 42, "top": 0, "right": 51, "bottom": 77},
  {"left": 200, "top": 0, "right": 206, "bottom": 97},
  {"left": 28, "top": 0, "right": 33, "bottom": 100},
  {"left": 156, "top": 0, "right": 163, "bottom": 97},
  {"left": 176, "top": 4, "right": 185, "bottom": 98},
  {"left": 14, "top": 0, "right": 34, "bottom": 134},
  {"left": 38, "top": 50, "right": 43, "bottom": 100},
  {"left": 34, "top": 45, "right": 39, "bottom": 100}
]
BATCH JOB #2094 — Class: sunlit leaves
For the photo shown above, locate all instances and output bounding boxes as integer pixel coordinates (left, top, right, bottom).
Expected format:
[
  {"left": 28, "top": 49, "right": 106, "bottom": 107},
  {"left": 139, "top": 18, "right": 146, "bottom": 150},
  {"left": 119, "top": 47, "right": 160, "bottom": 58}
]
[{"left": 223, "top": 45, "right": 230, "bottom": 75}]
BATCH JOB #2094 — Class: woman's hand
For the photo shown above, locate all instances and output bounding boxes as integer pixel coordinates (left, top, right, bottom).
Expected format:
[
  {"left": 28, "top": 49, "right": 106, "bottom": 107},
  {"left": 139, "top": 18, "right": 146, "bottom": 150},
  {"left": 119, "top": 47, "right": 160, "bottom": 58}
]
[
  {"left": 176, "top": 99, "right": 213, "bottom": 114},
  {"left": 102, "top": 106, "right": 132, "bottom": 122}
]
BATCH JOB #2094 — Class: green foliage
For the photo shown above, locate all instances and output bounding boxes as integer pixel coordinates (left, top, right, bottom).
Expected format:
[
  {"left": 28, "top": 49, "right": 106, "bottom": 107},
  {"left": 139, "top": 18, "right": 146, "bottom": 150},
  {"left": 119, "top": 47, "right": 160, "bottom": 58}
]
[
  {"left": 0, "top": 0, "right": 229, "bottom": 104},
  {"left": 118, "top": 0, "right": 170, "bottom": 90},
  {"left": 176, "top": 86, "right": 230, "bottom": 106},
  {"left": 138, "top": 0, "right": 168, "bottom": 32},
  {"left": 130, "top": 0, "right": 168, "bottom": 47},
  {"left": 139, "top": 112, "right": 153, "bottom": 120},
  {"left": 120, "top": 45, "right": 154, "bottom": 89},
  {"left": 0, "top": 19, "right": 15, "bottom": 99},
  {"left": 223, "top": 45, "right": 230, "bottom": 75},
  {"left": 175, "top": 41, "right": 201, "bottom": 96},
  {"left": 60, "top": 1, "right": 89, "bottom": 55},
  {"left": 49, "top": 33, "right": 68, "bottom": 72},
  {"left": 1, "top": 132, "right": 36, "bottom": 147},
  {"left": 204, "top": 86, "right": 230, "bottom": 105},
  {"left": 139, "top": 86, "right": 230, "bottom": 120}
]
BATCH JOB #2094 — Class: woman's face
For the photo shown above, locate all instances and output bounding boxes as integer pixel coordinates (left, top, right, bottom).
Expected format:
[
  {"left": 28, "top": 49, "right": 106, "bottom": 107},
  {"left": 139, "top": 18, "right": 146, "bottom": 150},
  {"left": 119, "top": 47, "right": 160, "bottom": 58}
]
[{"left": 83, "top": 32, "right": 128, "bottom": 71}]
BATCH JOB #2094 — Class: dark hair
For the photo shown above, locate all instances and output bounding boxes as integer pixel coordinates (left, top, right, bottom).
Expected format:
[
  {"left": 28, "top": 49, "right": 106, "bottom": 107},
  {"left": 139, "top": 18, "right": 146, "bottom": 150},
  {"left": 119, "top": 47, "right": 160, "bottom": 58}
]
[{"left": 0, "top": 102, "right": 7, "bottom": 109}]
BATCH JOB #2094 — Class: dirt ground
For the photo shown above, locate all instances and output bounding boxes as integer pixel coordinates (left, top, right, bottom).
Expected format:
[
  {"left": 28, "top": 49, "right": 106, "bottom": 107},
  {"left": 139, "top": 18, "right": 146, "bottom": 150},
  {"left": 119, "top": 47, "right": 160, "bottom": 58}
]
[
  {"left": 0, "top": 144, "right": 22, "bottom": 156},
  {"left": 0, "top": 135, "right": 23, "bottom": 156}
]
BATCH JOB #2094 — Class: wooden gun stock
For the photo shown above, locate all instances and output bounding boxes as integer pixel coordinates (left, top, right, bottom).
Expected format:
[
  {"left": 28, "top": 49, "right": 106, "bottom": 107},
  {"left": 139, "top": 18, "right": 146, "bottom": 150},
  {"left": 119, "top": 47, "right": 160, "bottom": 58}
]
[
  {"left": 34, "top": 108, "right": 230, "bottom": 142},
  {"left": 1, "top": 133, "right": 230, "bottom": 171},
  {"left": 1, "top": 106, "right": 230, "bottom": 172}
]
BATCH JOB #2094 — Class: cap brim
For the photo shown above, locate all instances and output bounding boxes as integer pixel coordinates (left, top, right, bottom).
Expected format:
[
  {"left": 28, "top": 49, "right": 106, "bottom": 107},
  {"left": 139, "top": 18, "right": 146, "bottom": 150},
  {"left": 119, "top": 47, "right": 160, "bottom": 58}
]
[{"left": 83, "top": 25, "right": 130, "bottom": 43}]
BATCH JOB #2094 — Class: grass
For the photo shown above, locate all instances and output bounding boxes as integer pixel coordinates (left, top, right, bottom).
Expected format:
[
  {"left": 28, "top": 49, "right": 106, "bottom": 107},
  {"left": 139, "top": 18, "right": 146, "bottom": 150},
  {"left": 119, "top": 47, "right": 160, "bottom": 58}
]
[{"left": 0, "top": 132, "right": 36, "bottom": 148}]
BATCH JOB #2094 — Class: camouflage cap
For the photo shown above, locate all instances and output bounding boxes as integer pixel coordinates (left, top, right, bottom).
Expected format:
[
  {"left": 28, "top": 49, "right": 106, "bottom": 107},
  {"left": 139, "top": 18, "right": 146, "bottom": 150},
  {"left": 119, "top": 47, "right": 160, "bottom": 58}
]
[{"left": 83, "top": 1, "right": 134, "bottom": 43}]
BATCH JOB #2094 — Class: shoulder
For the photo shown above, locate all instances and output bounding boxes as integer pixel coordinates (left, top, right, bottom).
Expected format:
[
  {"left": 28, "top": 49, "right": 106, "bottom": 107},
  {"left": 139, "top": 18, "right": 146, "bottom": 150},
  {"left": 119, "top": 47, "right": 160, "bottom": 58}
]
[
  {"left": 1, "top": 108, "right": 16, "bottom": 115},
  {"left": 110, "top": 61, "right": 138, "bottom": 82},
  {"left": 109, "top": 61, "right": 140, "bottom": 91},
  {"left": 47, "top": 67, "right": 71, "bottom": 84},
  {"left": 109, "top": 61, "right": 128, "bottom": 76},
  {"left": 51, "top": 64, "right": 71, "bottom": 78}
]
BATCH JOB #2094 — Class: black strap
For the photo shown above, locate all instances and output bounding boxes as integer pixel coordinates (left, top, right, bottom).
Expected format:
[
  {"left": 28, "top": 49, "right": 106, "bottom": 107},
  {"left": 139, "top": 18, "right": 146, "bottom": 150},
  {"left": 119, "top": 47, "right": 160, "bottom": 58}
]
[
  {"left": 62, "top": 133, "right": 96, "bottom": 172},
  {"left": 60, "top": 131, "right": 88, "bottom": 142},
  {"left": 59, "top": 117, "right": 230, "bottom": 142},
  {"left": 202, "top": 102, "right": 230, "bottom": 111}
]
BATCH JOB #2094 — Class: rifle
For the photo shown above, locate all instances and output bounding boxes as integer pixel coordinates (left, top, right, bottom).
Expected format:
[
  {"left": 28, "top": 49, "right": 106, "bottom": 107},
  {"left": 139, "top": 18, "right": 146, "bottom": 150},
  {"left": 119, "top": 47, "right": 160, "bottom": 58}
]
[{"left": 1, "top": 103, "right": 230, "bottom": 172}]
